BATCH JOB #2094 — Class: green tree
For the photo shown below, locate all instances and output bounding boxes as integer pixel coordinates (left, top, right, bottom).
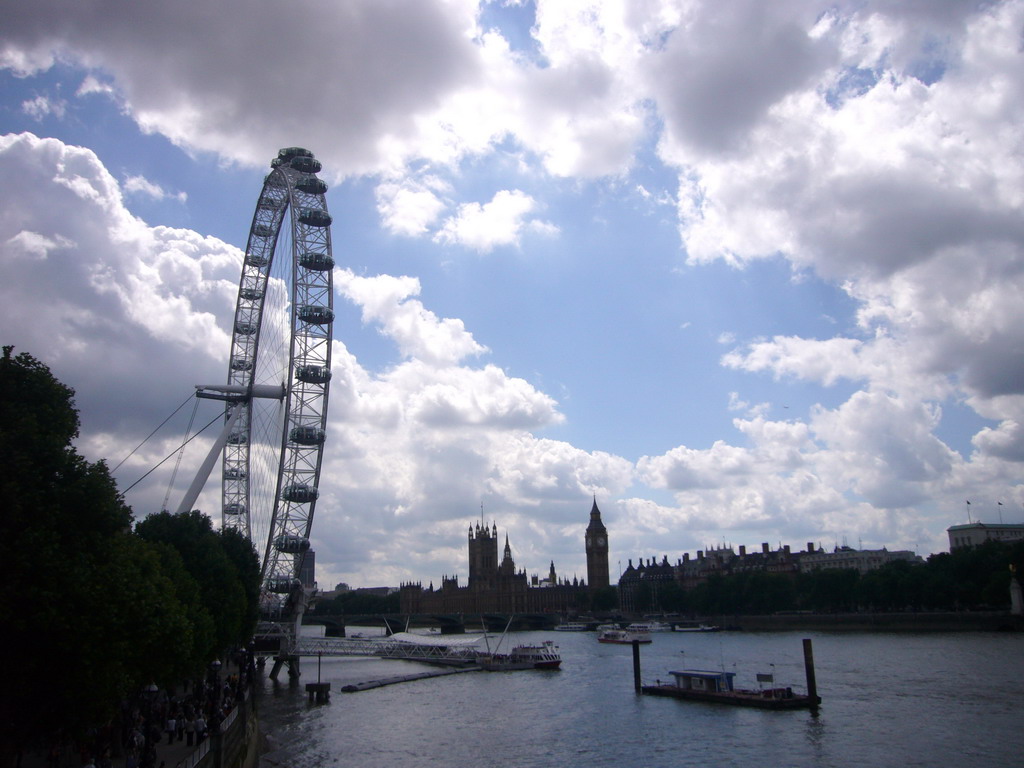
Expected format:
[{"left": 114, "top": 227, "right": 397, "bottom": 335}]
[
  {"left": 136, "top": 510, "right": 250, "bottom": 652},
  {"left": 633, "top": 581, "right": 654, "bottom": 613},
  {"left": 219, "top": 526, "right": 262, "bottom": 639},
  {"left": 656, "top": 581, "right": 686, "bottom": 613},
  {"left": 0, "top": 349, "right": 190, "bottom": 757},
  {"left": 589, "top": 585, "right": 619, "bottom": 612}
]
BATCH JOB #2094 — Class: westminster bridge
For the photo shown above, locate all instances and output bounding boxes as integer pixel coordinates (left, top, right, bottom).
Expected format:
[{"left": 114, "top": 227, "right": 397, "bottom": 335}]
[{"left": 303, "top": 612, "right": 560, "bottom": 636}]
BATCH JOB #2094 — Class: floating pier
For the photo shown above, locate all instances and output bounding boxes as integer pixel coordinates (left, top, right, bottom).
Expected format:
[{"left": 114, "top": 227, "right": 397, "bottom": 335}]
[
  {"left": 637, "top": 638, "right": 821, "bottom": 711},
  {"left": 341, "top": 666, "right": 481, "bottom": 693}
]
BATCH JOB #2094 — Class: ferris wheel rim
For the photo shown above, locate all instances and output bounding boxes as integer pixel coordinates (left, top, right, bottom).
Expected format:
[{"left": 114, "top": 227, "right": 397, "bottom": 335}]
[{"left": 221, "top": 147, "right": 333, "bottom": 611}]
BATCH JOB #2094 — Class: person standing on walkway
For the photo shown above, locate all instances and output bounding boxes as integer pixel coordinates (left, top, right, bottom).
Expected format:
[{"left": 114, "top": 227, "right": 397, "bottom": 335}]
[
  {"left": 164, "top": 715, "right": 176, "bottom": 745},
  {"left": 184, "top": 713, "right": 195, "bottom": 746}
]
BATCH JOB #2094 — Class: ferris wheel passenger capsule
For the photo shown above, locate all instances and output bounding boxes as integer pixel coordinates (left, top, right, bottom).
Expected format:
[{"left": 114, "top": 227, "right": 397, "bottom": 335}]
[
  {"left": 274, "top": 534, "right": 311, "bottom": 554},
  {"left": 267, "top": 576, "right": 301, "bottom": 593},
  {"left": 296, "top": 365, "right": 332, "bottom": 384},
  {"left": 277, "top": 147, "right": 313, "bottom": 162},
  {"left": 297, "top": 305, "right": 334, "bottom": 325},
  {"left": 282, "top": 484, "right": 319, "bottom": 503},
  {"left": 289, "top": 425, "right": 326, "bottom": 445},
  {"left": 296, "top": 175, "right": 329, "bottom": 195},
  {"left": 290, "top": 155, "right": 322, "bottom": 174},
  {"left": 299, "top": 251, "right": 334, "bottom": 271},
  {"left": 299, "top": 208, "right": 332, "bottom": 228}
]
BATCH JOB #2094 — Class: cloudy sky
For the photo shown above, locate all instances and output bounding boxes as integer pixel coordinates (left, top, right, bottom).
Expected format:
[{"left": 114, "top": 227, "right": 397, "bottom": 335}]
[{"left": 3, "top": 0, "right": 1023, "bottom": 590}]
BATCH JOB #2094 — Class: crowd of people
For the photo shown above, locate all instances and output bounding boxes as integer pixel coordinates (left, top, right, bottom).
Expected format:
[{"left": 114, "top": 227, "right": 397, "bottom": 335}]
[{"left": 54, "top": 649, "right": 257, "bottom": 768}]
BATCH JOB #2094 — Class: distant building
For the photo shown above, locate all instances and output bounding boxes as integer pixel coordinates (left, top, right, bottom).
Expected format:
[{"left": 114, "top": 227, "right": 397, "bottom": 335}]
[
  {"left": 585, "top": 498, "right": 610, "bottom": 590},
  {"left": 354, "top": 586, "right": 396, "bottom": 597},
  {"left": 948, "top": 522, "right": 1024, "bottom": 551},
  {"left": 620, "top": 540, "right": 924, "bottom": 612},
  {"left": 618, "top": 556, "right": 675, "bottom": 613},
  {"left": 799, "top": 545, "right": 922, "bottom": 574},
  {"left": 299, "top": 550, "right": 316, "bottom": 589},
  {"left": 400, "top": 503, "right": 599, "bottom": 615}
]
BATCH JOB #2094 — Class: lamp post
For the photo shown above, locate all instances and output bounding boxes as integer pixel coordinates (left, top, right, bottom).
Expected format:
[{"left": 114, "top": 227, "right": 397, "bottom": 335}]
[
  {"left": 142, "top": 682, "right": 159, "bottom": 761},
  {"left": 209, "top": 659, "right": 222, "bottom": 710},
  {"left": 206, "top": 658, "right": 222, "bottom": 730}
]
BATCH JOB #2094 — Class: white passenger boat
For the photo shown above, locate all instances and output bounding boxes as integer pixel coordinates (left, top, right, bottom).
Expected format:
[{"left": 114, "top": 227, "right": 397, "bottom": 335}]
[
  {"left": 598, "top": 629, "right": 652, "bottom": 645},
  {"left": 478, "top": 640, "right": 562, "bottom": 670},
  {"left": 554, "top": 622, "right": 590, "bottom": 632},
  {"left": 673, "top": 623, "right": 721, "bottom": 633},
  {"left": 626, "top": 621, "right": 672, "bottom": 633}
]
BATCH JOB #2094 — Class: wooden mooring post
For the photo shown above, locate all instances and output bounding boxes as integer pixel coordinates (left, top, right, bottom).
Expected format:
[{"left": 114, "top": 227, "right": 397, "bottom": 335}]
[
  {"left": 632, "top": 640, "right": 642, "bottom": 694},
  {"left": 802, "top": 638, "right": 820, "bottom": 713},
  {"left": 305, "top": 654, "right": 331, "bottom": 703}
]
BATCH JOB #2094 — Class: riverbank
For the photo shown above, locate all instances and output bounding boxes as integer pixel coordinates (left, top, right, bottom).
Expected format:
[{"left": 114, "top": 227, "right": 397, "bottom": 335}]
[{"left": 703, "top": 610, "right": 1023, "bottom": 632}]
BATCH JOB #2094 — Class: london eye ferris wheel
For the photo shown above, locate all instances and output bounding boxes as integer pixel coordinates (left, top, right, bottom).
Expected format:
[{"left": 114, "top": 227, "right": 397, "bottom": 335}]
[{"left": 187, "top": 147, "right": 334, "bottom": 621}]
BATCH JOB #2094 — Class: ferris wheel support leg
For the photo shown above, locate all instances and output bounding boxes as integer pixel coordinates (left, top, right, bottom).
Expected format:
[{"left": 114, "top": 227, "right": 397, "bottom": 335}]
[
  {"left": 174, "top": 404, "right": 243, "bottom": 516},
  {"left": 269, "top": 652, "right": 301, "bottom": 680}
]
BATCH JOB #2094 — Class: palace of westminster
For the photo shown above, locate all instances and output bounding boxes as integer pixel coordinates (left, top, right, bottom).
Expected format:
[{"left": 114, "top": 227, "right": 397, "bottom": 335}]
[
  {"left": 397, "top": 496, "right": 929, "bottom": 615},
  {"left": 399, "top": 499, "right": 611, "bottom": 615}
]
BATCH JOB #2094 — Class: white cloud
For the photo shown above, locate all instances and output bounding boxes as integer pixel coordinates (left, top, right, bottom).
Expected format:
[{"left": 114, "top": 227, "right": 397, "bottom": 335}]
[
  {"left": 4, "top": 230, "right": 74, "bottom": 260},
  {"left": 0, "top": 132, "right": 237, "bottom": 440},
  {"left": 21, "top": 94, "right": 66, "bottom": 120},
  {"left": 434, "top": 189, "right": 551, "bottom": 252},
  {"left": 375, "top": 176, "right": 449, "bottom": 236},
  {"left": 0, "top": 133, "right": 635, "bottom": 586},
  {"left": 335, "top": 269, "right": 488, "bottom": 366},
  {"left": 76, "top": 75, "right": 115, "bottom": 97},
  {"left": 5, "top": 1, "right": 1024, "bottom": 582},
  {"left": 123, "top": 174, "right": 187, "bottom": 203}
]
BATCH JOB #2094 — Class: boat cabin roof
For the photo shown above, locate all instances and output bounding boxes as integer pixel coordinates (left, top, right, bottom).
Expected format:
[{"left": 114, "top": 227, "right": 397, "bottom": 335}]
[
  {"left": 669, "top": 669, "right": 735, "bottom": 680},
  {"left": 667, "top": 669, "right": 736, "bottom": 692}
]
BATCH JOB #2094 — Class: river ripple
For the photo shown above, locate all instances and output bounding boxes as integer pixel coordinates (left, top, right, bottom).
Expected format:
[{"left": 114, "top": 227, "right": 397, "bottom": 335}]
[{"left": 256, "top": 629, "right": 1024, "bottom": 768}]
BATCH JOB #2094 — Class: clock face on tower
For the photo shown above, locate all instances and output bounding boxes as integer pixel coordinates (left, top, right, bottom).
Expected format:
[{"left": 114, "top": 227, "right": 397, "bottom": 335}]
[{"left": 597, "top": 536, "right": 605, "bottom": 547}]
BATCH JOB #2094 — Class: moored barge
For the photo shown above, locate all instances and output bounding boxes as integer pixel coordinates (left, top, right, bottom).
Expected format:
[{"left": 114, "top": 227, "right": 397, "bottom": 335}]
[{"left": 641, "top": 669, "right": 819, "bottom": 710}]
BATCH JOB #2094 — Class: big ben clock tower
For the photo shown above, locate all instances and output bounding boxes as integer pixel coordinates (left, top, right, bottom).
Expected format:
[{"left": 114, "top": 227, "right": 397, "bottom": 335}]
[{"left": 585, "top": 497, "right": 610, "bottom": 590}]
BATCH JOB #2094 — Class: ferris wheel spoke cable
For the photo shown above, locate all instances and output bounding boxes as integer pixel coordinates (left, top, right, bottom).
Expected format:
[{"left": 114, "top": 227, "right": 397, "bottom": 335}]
[
  {"left": 122, "top": 410, "right": 224, "bottom": 495},
  {"left": 111, "top": 392, "right": 195, "bottom": 473},
  {"left": 162, "top": 395, "right": 201, "bottom": 512}
]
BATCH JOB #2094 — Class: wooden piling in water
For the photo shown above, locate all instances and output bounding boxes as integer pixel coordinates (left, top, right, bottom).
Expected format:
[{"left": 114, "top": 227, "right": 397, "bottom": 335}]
[
  {"left": 632, "top": 640, "right": 642, "bottom": 693},
  {"left": 802, "top": 638, "right": 819, "bottom": 711},
  {"left": 305, "top": 682, "right": 331, "bottom": 703}
]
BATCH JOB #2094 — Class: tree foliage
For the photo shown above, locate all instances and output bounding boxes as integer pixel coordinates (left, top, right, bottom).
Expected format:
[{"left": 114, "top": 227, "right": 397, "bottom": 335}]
[
  {"left": 658, "top": 540, "right": 1024, "bottom": 616},
  {"left": 136, "top": 509, "right": 258, "bottom": 652},
  {"left": 0, "top": 349, "right": 259, "bottom": 758},
  {"left": 589, "top": 585, "right": 619, "bottom": 612},
  {"left": 0, "top": 350, "right": 189, "bottom": 753},
  {"left": 310, "top": 589, "right": 400, "bottom": 615}
]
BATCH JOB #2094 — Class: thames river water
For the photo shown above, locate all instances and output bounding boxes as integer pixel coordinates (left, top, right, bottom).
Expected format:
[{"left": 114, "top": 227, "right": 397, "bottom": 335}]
[{"left": 256, "top": 628, "right": 1023, "bottom": 767}]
